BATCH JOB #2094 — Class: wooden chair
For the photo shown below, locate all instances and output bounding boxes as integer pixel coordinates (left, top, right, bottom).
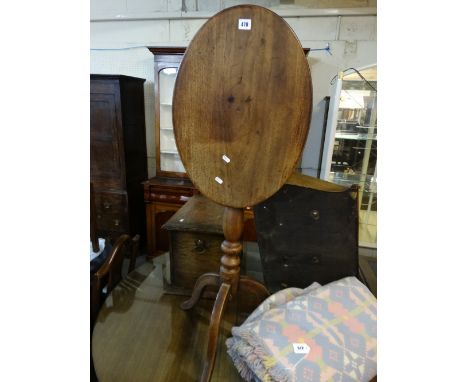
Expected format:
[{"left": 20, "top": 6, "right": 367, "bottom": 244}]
[
  {"left": 90, "top": 234, "right": 139, "bottom": 382},
  {"left": 91, "top": 234, "right": 140, "bottom": 327}
]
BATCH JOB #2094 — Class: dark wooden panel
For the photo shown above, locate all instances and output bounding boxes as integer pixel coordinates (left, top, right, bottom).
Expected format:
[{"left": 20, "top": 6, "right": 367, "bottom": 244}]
[
  {"left": 155, "top": 209, "right": 176, "bottom": 252},
  {"left": 254, "top": 180, "right": 359, "bottom": 293},
  {"left": 94, "top": 191, "right": 129, "bottom": 234},
  {"left": 120, "top": 79, "right": 148, "bottom": 185},
  {"left": 90, "top": 93, "right": 124, "bottom": 189}
]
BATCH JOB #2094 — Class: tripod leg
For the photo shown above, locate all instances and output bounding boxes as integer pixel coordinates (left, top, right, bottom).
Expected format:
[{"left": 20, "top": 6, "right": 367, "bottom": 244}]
[
  {"left": 239, "top": 275, "right": 270, "bottom": 303},
  {"left": 200, "top": 283, "right": 231, "bottom": 382},
  {"left": 180, "top": 273, "right": 221, "bottom": 310}
]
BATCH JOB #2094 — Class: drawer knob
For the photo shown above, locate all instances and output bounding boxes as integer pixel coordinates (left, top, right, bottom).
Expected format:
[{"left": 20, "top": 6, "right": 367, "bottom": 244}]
[
  {"left": 310, "top": 210, "right": 320, "bottom": 220},
  {"left": 103, "top": 202, "right": 112, "bottom": 209},
  {"left": 194, "top": 239, "right": 207, "bottom": 254},
  {"left": 114, "top": 219, "right": 120, "bottom": 226}
]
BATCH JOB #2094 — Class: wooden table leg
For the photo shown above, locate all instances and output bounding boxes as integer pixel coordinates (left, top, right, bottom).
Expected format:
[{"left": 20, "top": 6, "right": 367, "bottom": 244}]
[
  {"left": 180, "top": 273, "right": 221, "bottom": 310},
  {"left": 200, "top": 282, "right": 231, "bottom": 382}
]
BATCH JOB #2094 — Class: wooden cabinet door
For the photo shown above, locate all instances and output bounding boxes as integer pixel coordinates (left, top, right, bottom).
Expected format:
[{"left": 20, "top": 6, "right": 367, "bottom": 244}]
[{"left": 90, "top": 84, "right": 125, "bottom": 190}]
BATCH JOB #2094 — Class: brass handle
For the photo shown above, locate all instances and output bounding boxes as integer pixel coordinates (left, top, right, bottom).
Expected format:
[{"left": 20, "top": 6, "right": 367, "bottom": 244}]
[
  {"left": 103, "top": 202, "right": 111, "bottom": 209},
  {"left": 194, "top": 239, "right": 206, "bottom": 254},
  {"left": 114, "top": 219, "right": 120, "bottom": 226}
]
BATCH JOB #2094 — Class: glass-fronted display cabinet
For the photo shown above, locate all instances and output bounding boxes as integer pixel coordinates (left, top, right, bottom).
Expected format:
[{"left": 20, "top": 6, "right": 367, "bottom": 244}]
[
  {"left": 148, "top": 47, "right": 187, "bottom": 177},
  {"left": 159, "top": 67, "right": 185, "bottom": 173},
  {"left": 144, "top": 47, "right": 196, "bottom": 259},
  {"left": 320, "top": 65, "right": 377, "bottom": 248}
]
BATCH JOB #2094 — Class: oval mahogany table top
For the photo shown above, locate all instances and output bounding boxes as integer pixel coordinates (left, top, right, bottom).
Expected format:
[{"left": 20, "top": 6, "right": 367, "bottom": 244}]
[
  {"left": 173, "top": 5, "right": 312, "bottom": 208},
  {"left": 92, "top": 260, "right": 259, "bottom": 382}
]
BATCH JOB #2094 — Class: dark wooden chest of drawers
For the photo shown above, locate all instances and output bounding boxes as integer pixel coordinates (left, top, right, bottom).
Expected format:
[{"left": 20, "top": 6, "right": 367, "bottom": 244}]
[
  {"left": 90, "top": 74, "right": 148, "bottom": 243},
  {"left": 162, "top": 195, "right": 225, "bottom": 295}
]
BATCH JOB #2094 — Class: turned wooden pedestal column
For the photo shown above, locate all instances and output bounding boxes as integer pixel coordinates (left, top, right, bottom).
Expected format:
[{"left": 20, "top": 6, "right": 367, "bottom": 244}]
[{"left": 220, "top": 208, "right": 243, "bottom": 293}]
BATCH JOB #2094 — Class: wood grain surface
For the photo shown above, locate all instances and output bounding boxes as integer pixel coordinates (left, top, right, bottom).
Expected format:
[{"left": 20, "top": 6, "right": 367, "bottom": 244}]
[
  {"left": 173, "top": 5, "right": 312, "bottom": 208},
  {"left": 162, "top": 195, "right": 225, "bottom": 234}
]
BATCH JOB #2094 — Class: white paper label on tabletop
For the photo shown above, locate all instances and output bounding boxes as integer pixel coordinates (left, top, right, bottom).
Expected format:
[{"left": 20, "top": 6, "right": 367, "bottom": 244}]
[{"left": 238, "top": 19, "right": 251, "bottom": 30}]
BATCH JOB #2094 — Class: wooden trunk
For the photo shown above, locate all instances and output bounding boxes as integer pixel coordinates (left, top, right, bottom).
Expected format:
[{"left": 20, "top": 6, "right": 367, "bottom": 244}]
[{"left": 162, "top": 195, "right": 225, "bottom": 295}]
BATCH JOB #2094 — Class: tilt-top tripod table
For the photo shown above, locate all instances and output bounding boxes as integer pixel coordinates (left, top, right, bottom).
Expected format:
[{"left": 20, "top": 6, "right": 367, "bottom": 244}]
[{"left": 172, "top": 5, "right": 313, "bottom": 381}]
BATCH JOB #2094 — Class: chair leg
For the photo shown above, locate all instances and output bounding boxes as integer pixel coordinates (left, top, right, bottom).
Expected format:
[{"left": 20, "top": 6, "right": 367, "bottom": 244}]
[
  {"left": 200, "top": 283, "right": 231, "bottom": 382},
  {"left": 128, "top": 234, "right": 140, "bottom": 273},
  {"left": 180, "top": 273, "right": 221, "bottom": 310}
]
